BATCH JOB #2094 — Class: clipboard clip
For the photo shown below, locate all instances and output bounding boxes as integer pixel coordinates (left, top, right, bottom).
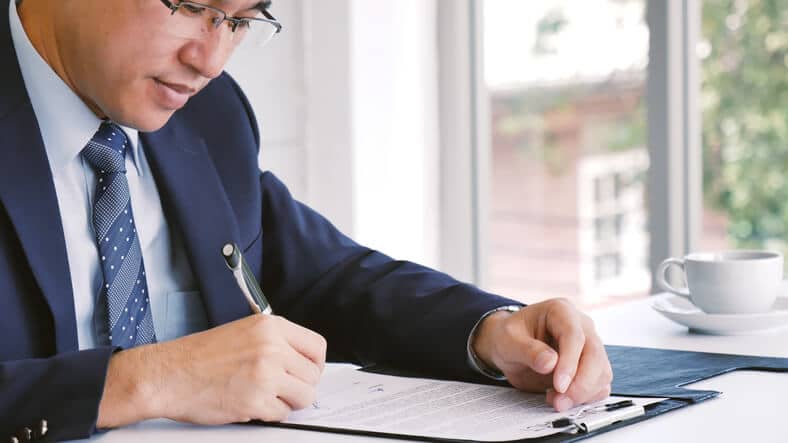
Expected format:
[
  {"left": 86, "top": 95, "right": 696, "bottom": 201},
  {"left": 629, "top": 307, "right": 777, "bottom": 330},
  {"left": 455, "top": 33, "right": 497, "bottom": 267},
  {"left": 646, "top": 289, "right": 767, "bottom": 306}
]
[
  {"left": 573, "top": 405, "right": 645, "bottom": 433},
  {"left": 526, "top": 400, "right": 645, "bottom": 434}
]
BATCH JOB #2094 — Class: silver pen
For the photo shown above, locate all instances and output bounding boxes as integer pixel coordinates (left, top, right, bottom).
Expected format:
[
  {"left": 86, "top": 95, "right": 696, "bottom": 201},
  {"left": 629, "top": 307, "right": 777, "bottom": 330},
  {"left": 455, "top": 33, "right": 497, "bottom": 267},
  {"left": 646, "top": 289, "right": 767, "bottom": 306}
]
[
  {"left": 222, "top": 243, "right": 273, "bottom": 315},
  {"left": 222, "top": 243, "right": 320, "bottom": 409},
  {"left": 223, "top": 243, "right": 319, "bottom": 409}
]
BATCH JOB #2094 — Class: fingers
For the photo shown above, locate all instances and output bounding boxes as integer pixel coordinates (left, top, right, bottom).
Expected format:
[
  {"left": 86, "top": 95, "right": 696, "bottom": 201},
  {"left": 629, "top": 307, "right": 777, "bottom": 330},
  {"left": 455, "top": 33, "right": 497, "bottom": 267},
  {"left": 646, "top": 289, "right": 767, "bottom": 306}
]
[
  {"left": 162, "top": 315, "right": 326, "bottom": 425},
  {"left": 588, "top": 384, "right": 612, "bottom": 403},
  {"left": 283, "top": 344, "right": 323, "bottom": 386},
  {"left": 507, "top": 299, "right": 611, "bottom": 412},
  {"left": 507, "top": 370, "right": 554, "bottom": 393},
  {"left": 484, "top": 299, "right": 609, "bottom": 405},
  {"left": 562, "top": 322, "right": 613, "bottom": 406},
  {"left": 545, "top": 300, "right": 585, "bottom": 393},
  {"left": 501, "top": 333, "right": 558, "bottom": 375},
  {"left": 258, "top": 317, "right": 323, "bottom": 407},
  {"left": 276, "top": 372, "right": 318, "bottom": 411},
  {"left": 541, "top": 312, "right": 612, "bottom": 411},
  {"left": 256, "top": 396, "right": 293, "bottom": 422},
  {"left": 525, "top": 338, "right": 559, "bottom": 375},
  {"left": 273, "top": 316, "right": 328, "bottom": 371},
  {"left": 546, "top": 388, "right": 573, "bottom": 412},
  {"left": 547, "top": 383, "right": 611, "bottom": 412}
]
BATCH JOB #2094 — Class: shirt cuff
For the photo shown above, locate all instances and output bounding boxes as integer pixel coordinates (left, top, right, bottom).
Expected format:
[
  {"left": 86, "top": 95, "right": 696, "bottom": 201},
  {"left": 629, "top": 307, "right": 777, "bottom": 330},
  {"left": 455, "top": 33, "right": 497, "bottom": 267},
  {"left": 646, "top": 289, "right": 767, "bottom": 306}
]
[{"left": 466, "top": 304, "right": 524, "bottom": 381}]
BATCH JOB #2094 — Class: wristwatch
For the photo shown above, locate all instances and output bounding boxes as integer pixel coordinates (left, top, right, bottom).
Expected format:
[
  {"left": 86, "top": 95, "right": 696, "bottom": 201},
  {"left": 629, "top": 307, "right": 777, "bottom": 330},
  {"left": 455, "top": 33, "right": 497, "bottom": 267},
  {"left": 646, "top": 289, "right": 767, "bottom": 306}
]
[{"left": 466, "top": 304, "right": 523, "bottom": 380}]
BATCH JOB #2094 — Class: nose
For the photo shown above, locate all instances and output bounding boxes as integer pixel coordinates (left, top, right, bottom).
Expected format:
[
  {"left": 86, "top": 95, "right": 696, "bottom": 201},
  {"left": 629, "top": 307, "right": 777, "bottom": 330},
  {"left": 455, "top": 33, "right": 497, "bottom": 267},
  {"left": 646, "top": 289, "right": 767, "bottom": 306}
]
[{"left": 178, "top": 24, "right": 237, "bottom": 79}]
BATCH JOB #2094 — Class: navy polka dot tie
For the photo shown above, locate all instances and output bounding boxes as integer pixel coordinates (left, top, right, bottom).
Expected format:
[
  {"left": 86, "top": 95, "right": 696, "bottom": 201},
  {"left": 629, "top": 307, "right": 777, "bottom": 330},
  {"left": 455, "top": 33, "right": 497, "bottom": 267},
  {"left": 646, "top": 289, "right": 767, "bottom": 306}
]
[{"left": 82, "top": 122, "right": 156, "bottom": 348}]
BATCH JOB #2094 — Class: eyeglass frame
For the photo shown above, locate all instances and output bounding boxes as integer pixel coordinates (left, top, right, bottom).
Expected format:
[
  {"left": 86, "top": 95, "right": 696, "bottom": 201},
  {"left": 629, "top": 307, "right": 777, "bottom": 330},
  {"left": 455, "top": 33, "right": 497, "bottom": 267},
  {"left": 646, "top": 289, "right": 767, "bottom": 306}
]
[{"left": 159, "top": 0, "right": 283, "bottom": 35}]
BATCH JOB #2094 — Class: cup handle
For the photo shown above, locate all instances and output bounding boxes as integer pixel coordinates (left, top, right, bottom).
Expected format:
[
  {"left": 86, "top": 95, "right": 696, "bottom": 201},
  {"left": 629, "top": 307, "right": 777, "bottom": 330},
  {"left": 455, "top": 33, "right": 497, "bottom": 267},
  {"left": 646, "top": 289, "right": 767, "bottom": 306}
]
[{"left": 656, "top": 258, "right": 691, "bottom": 298}]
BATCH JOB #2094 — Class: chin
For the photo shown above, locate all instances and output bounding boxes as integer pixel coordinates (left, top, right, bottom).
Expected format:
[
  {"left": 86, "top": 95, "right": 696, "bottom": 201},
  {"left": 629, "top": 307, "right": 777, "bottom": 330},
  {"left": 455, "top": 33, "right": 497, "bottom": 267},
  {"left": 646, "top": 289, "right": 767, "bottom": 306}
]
[
  {"left": 115, "top": 108, "right": 176, "bottom": 133},
  {"left": 135, "top": 115, "right": 175, "bottom": 133}
]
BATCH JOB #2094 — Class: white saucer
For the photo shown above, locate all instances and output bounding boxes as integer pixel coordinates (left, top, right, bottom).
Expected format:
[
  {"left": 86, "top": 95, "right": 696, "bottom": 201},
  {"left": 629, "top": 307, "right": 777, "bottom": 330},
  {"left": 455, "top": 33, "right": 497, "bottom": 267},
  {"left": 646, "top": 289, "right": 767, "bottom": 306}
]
[{"left": 651, "top": 295, "right": 788, "bottom": 335}]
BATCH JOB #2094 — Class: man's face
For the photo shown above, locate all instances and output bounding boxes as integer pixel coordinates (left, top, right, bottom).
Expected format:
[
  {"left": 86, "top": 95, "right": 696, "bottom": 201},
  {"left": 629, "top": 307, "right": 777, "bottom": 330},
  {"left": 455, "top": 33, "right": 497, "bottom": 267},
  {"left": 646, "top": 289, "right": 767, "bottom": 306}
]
[{"left": 56, "top": 0, "right": 246, "bottom": 132}]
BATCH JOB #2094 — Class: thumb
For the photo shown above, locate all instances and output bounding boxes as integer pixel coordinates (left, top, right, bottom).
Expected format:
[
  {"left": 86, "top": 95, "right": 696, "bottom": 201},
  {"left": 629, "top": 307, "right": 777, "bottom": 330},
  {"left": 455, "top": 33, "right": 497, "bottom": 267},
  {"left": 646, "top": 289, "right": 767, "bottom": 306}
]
[{"left": 509, "top": 336, "right": 558, "bottom": 375}]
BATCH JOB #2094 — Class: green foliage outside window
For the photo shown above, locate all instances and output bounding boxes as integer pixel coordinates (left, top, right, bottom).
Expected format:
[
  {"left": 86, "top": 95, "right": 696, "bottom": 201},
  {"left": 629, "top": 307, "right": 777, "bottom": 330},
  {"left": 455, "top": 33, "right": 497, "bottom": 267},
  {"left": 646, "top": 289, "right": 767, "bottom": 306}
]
[{"left": 702, "top": 0, "right": 788, "bottom": 249}]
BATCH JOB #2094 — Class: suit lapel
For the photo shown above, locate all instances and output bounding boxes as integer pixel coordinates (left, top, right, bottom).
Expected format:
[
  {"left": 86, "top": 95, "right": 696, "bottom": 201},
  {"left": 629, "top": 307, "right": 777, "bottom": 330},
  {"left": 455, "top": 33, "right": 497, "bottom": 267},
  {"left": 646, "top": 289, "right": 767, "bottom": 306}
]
[
  {"left": 0, "top": 4, "right": 247, "bottom": 349},
  {"left": 141, "top": 121, "right": 250, "bottom": 327},
  {"left": 0, "top": 8, "right": 78, "bottom": 352},
  {"left": 0, "top": 106, "right": 79, "bottom": 353},
  {"left": 0, "top": 106, "right": 251, "bottom": 344}
]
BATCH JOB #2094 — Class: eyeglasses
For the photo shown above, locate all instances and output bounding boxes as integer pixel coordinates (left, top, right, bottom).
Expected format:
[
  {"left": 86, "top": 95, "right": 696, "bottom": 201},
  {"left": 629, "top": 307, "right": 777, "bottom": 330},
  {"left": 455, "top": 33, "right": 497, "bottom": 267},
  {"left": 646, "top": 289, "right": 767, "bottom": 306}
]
[{"left": 159, "top": 0, "right": 282, "bottom": 49}]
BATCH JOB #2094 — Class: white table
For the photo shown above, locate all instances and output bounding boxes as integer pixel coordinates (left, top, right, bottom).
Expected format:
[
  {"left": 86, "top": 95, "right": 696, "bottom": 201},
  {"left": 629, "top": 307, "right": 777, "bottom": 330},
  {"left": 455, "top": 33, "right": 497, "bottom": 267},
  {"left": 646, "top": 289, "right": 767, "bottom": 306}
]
[{"left": 69, "top": 295, "right": 788, "bottom": 443}]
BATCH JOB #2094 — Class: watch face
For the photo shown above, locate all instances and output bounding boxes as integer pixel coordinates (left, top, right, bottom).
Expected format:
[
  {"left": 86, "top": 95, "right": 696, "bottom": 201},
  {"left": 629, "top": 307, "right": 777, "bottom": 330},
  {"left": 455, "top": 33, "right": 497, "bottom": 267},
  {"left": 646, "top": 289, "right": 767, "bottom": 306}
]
[{"left": 500, "top": 305, "right": 522, "bottom": 313}]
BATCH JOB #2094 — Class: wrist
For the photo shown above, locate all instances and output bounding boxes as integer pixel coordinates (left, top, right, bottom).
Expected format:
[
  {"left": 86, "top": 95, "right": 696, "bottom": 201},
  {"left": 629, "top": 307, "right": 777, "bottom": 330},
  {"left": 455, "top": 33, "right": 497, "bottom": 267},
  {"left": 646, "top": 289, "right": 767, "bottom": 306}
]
[
  {"left": 471, "top": 311, "right": 511, "bottom": 370},
  {"left": 468, "top": 305, "right": 522, "bottom": 380},
  {"left": 97, "top": 343, "right": 167, "bottom": 428}
]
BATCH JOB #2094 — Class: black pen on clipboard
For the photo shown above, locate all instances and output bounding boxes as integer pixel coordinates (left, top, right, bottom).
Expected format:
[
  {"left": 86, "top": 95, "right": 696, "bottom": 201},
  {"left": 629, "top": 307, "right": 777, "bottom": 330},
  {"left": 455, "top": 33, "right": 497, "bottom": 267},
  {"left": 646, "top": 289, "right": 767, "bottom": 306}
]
[{"left": 222, "top": 243, "right": 273, "bottom": 315}]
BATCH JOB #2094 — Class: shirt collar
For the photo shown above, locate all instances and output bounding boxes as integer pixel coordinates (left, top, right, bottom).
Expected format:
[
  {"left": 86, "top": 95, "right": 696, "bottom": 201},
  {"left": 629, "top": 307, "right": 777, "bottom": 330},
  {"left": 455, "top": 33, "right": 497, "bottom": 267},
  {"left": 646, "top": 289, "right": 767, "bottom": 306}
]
[{"left": 8, "top": 1, "right": 143, "bottom": 175}]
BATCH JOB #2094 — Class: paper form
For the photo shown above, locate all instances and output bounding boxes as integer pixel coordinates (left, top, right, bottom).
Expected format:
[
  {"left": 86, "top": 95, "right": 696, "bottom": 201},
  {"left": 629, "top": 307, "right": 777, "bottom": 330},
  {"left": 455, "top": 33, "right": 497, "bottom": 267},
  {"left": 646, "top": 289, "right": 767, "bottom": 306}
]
[{"left": 284, "top": 366, "right": 664, "bottom": 441}]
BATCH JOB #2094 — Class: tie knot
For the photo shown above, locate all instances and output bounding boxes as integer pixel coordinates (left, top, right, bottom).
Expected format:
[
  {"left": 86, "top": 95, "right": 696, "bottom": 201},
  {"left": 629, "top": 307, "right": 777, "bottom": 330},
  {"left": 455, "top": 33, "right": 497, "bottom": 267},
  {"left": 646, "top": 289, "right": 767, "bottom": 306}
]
[{"left": 82, "top": 122, "right": 130, "bottom": 174}]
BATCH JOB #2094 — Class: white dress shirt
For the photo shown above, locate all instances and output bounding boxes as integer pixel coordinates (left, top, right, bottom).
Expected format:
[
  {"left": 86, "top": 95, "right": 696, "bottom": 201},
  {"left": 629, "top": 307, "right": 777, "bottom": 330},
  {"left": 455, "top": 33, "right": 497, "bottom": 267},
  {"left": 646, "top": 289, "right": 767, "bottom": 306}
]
[{"left": 9, "top": 1, "right": 207, "bottom": 349}]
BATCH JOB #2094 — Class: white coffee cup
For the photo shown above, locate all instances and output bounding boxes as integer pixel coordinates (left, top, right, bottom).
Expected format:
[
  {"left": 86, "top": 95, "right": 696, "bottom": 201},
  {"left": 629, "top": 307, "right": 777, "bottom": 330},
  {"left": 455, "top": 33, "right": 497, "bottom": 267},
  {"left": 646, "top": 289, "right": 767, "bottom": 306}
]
[{"left": 656, "top": 250, "right": 783, "bottom": 314}]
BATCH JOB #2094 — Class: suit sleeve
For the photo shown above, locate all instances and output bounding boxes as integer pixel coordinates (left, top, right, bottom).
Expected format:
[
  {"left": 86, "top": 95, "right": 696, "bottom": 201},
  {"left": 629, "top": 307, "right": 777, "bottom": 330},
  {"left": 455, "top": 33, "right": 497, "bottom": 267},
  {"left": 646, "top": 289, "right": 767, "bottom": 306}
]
[
  {"left": 257, "top": 172, "right": 523, "bottom": 383},
  {"left": 0, "top": 346, "right": 115, "bottom": 441}
]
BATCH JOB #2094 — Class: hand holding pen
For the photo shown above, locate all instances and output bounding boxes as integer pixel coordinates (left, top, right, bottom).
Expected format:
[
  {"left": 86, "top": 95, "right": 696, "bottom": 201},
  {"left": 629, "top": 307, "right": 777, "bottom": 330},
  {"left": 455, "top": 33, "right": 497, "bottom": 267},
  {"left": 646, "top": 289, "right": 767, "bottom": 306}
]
[
  {"left": 222, "top": 242, "right": 323, "bottom": 410},
  {"left": 98, "top": 246, "right": 327, "bottom": 428}
]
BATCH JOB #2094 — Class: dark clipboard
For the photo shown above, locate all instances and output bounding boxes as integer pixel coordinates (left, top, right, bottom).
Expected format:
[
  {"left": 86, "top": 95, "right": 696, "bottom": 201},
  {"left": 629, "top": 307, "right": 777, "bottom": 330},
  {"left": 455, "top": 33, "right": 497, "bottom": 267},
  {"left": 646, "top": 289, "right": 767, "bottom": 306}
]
[{"left": 256, "top": 345, "right": 788, "bottom": 442}]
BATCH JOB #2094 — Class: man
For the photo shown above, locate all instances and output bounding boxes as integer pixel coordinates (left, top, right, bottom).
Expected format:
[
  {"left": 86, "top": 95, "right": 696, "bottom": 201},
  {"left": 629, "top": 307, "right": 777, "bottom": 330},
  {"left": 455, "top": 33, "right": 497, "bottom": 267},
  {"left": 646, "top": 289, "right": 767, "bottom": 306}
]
[{"left": 0, "top": 0, "right": 612, "bottom": 441}]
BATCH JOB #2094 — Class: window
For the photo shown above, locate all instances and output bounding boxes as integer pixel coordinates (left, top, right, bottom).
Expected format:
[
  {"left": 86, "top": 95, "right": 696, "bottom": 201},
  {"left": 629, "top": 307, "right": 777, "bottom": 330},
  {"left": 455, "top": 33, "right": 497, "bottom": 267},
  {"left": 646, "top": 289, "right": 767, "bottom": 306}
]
[
  {"left": 699, "top": 0, "right": 788, "bottom": 257},
  {"left": 483, "top": 0, "right": 651, "bottom": 306}
]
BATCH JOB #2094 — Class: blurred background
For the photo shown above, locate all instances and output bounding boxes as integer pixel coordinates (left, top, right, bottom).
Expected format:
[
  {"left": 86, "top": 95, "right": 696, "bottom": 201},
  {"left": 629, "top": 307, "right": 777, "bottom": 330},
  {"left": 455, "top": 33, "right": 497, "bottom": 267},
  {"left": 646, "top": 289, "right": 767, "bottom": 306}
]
[{"left": 226, "top": 0, "right": 787, "bottom": 309}]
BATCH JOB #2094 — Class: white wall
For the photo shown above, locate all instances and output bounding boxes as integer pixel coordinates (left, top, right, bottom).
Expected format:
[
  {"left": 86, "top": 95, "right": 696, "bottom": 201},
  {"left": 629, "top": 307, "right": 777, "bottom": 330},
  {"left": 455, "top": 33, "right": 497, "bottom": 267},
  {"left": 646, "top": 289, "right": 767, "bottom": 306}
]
[
  {"left": 226, "top": 0, "right": 307, "bottom": 198},
  {"left": 350, "top": 0, "right": 439, "bottom": 268},
  {"left": 227, "top": 0, "right": 441, "bottom": 269}
]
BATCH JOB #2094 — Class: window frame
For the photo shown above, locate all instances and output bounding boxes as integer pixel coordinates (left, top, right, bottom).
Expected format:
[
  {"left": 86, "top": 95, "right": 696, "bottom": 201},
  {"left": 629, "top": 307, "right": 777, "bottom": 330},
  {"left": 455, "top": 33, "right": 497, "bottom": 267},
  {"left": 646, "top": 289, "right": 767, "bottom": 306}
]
[
  {"left": 646, "top": 0, "right": 702, "bottom": 289},
  {"left": 441, "top": 0, "right": 703, "bottom": 292}
]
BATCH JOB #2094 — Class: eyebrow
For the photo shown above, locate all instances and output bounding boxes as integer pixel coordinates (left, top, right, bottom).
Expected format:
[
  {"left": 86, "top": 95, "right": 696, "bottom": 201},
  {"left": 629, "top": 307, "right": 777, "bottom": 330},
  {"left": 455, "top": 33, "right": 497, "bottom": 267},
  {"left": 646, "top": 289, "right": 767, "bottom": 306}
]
[{"left": 217, "top": 0, "right": 269, "bottom": 12}]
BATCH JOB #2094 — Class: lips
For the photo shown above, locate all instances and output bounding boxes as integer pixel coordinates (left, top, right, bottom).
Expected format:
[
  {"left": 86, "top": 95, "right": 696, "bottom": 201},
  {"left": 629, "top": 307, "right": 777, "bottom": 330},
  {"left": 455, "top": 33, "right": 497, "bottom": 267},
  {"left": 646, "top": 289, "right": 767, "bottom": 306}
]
[
  {"left": 152, "top": 78, "right": 197, "bottom": 110},
  {"left": 157, "top": 79, "right": 196, "bottom": 95}
]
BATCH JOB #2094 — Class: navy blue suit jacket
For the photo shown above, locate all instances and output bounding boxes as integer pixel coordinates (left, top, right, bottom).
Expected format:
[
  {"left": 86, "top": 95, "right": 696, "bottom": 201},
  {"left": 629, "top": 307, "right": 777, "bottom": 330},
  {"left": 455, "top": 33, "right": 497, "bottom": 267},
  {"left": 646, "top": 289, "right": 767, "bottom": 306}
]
[{"left": 0, "top": 9, "right": 520, "bottom": 441}]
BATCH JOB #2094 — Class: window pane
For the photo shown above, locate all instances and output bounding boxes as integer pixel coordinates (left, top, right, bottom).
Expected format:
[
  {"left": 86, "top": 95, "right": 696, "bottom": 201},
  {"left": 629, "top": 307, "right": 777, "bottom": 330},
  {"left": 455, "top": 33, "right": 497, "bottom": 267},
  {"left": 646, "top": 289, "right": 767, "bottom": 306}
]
[
  {"left": 483, "top": 0, "right": 650, "bottom": 307},
  {"left": 699, "top": 0, "right": 788, "bottom": 256}
]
